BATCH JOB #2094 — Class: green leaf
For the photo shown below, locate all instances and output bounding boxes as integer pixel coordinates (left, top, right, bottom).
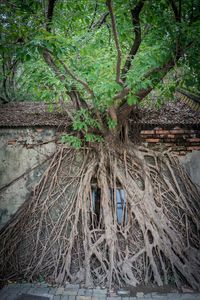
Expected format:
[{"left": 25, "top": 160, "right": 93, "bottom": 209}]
[{"left": 127, "top": 95, "right": 138, "bottom": 106}]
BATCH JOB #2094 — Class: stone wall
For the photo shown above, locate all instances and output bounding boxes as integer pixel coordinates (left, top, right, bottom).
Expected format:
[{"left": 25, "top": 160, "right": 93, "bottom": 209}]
[{"left": 0, "top": 127, "right": 56, "bottom": 228}]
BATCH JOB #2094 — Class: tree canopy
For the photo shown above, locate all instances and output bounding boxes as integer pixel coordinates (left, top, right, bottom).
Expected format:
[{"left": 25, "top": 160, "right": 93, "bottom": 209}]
[{"left": 0, "top": 0, "right": 200, "bottom": 143}]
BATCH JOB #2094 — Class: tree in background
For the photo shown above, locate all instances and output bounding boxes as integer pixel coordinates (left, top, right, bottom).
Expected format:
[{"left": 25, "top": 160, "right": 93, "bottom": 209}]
[{"left": 0, "top": 0, "right": 200, "bottom": 289}]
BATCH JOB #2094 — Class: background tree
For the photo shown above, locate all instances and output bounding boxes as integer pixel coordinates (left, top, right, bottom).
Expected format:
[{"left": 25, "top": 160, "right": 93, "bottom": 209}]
[{"left": 0, "top": 0, "right": 200, "bottom": 289}]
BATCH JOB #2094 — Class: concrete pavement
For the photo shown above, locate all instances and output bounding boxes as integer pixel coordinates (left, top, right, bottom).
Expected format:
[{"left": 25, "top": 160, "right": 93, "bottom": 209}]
[{"left": 0, "top": 283, "right": 199, "bottom": 300}]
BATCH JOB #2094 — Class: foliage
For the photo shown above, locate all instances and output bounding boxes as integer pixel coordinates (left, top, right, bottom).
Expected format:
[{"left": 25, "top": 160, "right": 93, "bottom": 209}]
[
  {"left": 0, "top": 0, "right": 199, "bottom": 137},
  {"left": 61, "top": 134, "right": 82, "bottom": 149}
]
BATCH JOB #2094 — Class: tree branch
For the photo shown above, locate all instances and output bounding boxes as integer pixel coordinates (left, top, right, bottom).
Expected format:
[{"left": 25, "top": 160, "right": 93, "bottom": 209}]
[
  {"left": 88, "top": 0, "right": 98, "bottom": 30},
  {"left": 43, "top": 50, "right": 66, "bottom": 84},
  {"left": 43, "top": 50, "right": 106, "bottom": 133},
  {"left": 58, "top": 59, "right": 95, "bottom": 98},
  {"left": 168, "top": 0, "right": 181, "bottom": 22},
  {"left": 2, "top": 52, "right": 11, "bottom": 102},
  {"left": 46, "top": 0, "right": 57, "bottom": 32},
  {"left": 116, "top": 0, "right": 185, "bottom": 121},
  {"left": 121, "top": 0, "right": 146, "bottom": 80},
  {"left": 117, "top": 56, "right": 182, "bottom": 122},
  {"left": 90, "top": 12, "right": 109, "bottom": 30},
  {"left": 106, "top": 0, "right": 123, "bottom": 85},
  {"left": 42, "top": 50, "right": 75, "bottom": 122}
]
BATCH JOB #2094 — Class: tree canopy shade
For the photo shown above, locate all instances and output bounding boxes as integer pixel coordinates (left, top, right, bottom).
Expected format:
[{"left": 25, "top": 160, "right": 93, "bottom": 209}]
[{"left": 0, "top": 0, "right": 200, "bottom": 142}]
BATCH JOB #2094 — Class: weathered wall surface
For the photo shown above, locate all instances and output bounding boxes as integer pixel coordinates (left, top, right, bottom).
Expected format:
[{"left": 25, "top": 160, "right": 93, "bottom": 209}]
[
  {"left": 179, "top": 150, "right": 200, "bottom": 190},
  {"left": 0, "top": 128, "right": 56, "bottom": 228}
]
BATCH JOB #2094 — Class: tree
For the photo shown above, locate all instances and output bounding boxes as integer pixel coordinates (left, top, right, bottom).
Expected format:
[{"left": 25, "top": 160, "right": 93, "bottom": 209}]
[{"left": 0, "top": 0, "right": 200, "bottom": 289}]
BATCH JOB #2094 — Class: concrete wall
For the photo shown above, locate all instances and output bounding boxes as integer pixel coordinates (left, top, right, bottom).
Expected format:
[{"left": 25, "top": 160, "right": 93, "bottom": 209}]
[
  {"left": 0, "top": 128, "right": 56, "bottom": 228},
  {"left": 179, "top": 150, "right": 200, "bottom": 190}
]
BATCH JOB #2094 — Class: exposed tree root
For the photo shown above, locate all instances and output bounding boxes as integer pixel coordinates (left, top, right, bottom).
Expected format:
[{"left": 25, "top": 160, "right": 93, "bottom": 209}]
[{"left": 0, "top": 143, "right": 200, "bottom": 289}]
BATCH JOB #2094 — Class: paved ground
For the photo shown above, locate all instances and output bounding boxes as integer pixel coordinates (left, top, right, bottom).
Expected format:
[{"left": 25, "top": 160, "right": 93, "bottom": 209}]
[{"left": 0, "top": 283, "right": 200, "bottom": 300}]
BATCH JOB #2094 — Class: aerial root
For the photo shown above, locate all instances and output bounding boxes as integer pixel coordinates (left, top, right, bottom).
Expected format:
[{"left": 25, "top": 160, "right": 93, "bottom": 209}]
[{"left": 0, "top": 144, "right": 200, "bottom": 289}]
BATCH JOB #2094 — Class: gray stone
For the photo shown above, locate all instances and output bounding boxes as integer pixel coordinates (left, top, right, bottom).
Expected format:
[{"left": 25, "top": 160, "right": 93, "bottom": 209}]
[
  {"left": 93, "top": 290, "right": 107, "bottom": 295},
  {"left": 167, "top": 292, "right": 181, "bottom": 298},
  {"left": 136, "top": 293, "right": 144, "bottom": 298},
  {"left": 150, "top": 294, "right": 167, "bottom": 299},
  {"left": 92, "top": 296, "right": 106, "bottom": 300},
  {"left": 65, "top": 284, "right": 80, "bottom": 290},
  {"left": 48, "top": 287, "right": 57, "bottom": 294},
  {"left": 37, "top": 288, "right": 50, "bottom": 294},
  {"left": 117, "top": 290, "right": 130, "bottom": 296},
  {"left": 40, "top": 284, "right": 49, "bottom": 288},
  {"left": 61, "top": 296, "right": 69, "bottom": 300},
  {"left": 144, "top": 294, "right": 152, "bottom": 299},
  {"left": 9, "top": 283, "right": 21, "bottom": 288},
  {"left": 17, "top": 293, "right": 53, "bottom": 300},
  {"left": 181, "top": 294, "right": 200, "bottom": 299},
  {"left": 63, "top": 290, "right": 78, "bottom": 296},
  {"left": 27, "top": 286, "right": 49, "bottom": 295},
  {"left": 53, "top": 296, "right": 61, "bottom": 300},
  {"left": 107, "top": 297, "right": 121, "bottom": 300},
  {"left": 55, "top": 288, "right": 64, "bottom": 295},
  {"left": 78, "top": 290, "right": 87, "bottom": 296},
  {"left": 76, "top": 296, "right": 92, "bottom": 300},
  {"left": 85, "top": 290, "right": 93, "bottom": 296},
  {"left": 68, "top": 296, "right": 76, "bottom": 300}
]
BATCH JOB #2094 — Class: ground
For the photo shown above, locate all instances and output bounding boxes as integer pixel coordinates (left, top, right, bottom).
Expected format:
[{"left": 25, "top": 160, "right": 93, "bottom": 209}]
[{"left": 0, "top": 283, "right": 200, "bottom": 300}]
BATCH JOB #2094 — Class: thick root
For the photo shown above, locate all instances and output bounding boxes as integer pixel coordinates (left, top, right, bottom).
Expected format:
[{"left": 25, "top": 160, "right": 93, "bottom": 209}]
[{"left": 0, "top": 143, "right": 200, "bottom": 289}]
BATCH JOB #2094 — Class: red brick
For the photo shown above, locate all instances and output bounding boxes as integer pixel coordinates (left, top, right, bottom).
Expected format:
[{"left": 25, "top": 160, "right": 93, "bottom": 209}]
[
  {"left": 167, "top": 134, "right": 175, "bottom": 139},
  {"left": 141, "top": 130, "right": 155, "bottom": 135},
  {"left": 170, "top": 129, "right": 185, "bottom": 134},
  {"left": 146, "top": 138, "right": 160, "bottom": 143},
  {"left": 187, "top": 138, "right": 200, "bottom": 143},
  {"left": 187, "top": 146, "right": 200, "bottom": 151},
  {"left": 35, "top": 128, "right": 44, "bottom": 132},
  {"left": 7, "top": 140, "right": 17, "bottom": 145},
  {"left": 26, "top": 144, "right": 33, "bottom": 149},
  {"left": 155, "top": 130, "right": 169, "bottom": 135}
]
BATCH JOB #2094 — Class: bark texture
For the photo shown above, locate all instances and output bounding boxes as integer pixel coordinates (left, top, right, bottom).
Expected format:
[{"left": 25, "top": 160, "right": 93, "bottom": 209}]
[{"left": 0, "top": 144, "right": 200, "bottom": 289}]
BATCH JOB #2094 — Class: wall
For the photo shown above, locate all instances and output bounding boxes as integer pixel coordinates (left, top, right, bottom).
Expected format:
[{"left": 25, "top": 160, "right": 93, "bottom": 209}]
[
  {"left": 141, "top": 126, "right": 200, "bottom": 190},
  {"left": 0, "top": 126, "right": 199, "bottom": 228},
  {"left": 0, "top": 127, "right": 56, "bottom": 228},
  {"left": 179, "top": 151, "right": 200, "bottom": 190},
  {"left": 141, "top": 126, "right": 200, "bottom": 155}
]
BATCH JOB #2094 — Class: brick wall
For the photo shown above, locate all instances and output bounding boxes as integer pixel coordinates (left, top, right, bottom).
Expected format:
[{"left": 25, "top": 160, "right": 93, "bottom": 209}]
[{"left": 141, "top": 126, "right": 200, "bottom": 155}]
